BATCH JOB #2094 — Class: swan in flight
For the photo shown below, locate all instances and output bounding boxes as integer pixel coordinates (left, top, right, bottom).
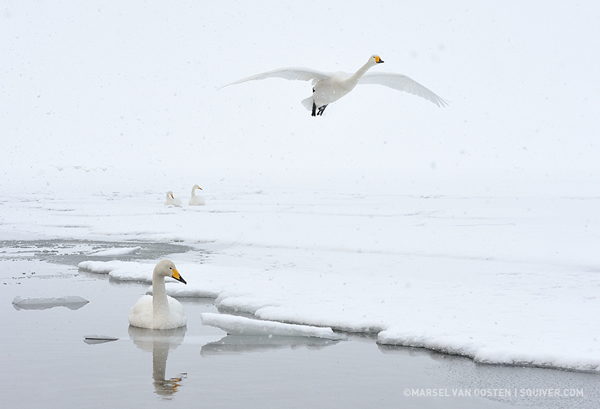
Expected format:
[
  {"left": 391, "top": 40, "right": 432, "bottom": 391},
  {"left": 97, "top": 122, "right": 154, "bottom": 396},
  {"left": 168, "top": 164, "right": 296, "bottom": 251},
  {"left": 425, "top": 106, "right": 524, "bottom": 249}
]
[
  {"left": 189, "top": 185, "right": 205, "bottom": 206},
  {"left": 221, "top": 55, "right": 448, "bottom": 116},
  {"left": 164, "top": 191, "right": 182, "bottom": 207},
  {"left": 128, "top": 260, "right": 187, "bottom": 330}
]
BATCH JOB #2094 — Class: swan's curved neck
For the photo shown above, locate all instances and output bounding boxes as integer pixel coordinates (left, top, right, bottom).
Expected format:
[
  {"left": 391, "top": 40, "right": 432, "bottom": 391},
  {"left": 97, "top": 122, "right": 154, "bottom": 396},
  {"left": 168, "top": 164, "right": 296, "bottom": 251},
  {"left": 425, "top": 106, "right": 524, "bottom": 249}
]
[
  {"left": 191, "top": 187, "right": 196, "bottom": 198},
  {"left": 349, "top": 60, "right": 375, "bottom": 83},
  {"left": 152, "top": 273, "right": 168, "bottom": 316}
]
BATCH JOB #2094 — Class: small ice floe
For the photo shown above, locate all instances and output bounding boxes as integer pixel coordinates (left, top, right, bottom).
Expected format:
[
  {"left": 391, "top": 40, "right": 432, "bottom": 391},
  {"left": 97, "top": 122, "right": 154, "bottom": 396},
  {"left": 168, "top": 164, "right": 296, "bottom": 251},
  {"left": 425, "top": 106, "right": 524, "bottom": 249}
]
[
  {"left": 84, "top": 335, "right": 119, "bottom": 345},
  {"left": 12, "top": 296, "right": 89, "bottom": 311},
  {"left": 88, "top": 246, "right": 141, "bottom": 257},
  {"left": 200, "top": 313, "right": 346, "bottom": 340}
]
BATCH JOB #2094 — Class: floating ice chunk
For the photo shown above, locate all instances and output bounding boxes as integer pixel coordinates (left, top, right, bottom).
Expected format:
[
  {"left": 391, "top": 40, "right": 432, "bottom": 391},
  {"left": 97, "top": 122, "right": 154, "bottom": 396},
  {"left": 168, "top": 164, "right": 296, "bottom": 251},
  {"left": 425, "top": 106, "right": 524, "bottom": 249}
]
[
  {"left": 84, "top": 335, "right": 119, "bottom": 344},
  {"left": 200, "top": 313, "right": 346, "bottom": 340},
  {"left": 88, "top": 246, "right": 141, "bottom": 256},
  {"left": 78, "top": 260, "right": 151, "bottom": 282},
  {"left": 12, "top": 296, "right": 89, "bottom": 311}
]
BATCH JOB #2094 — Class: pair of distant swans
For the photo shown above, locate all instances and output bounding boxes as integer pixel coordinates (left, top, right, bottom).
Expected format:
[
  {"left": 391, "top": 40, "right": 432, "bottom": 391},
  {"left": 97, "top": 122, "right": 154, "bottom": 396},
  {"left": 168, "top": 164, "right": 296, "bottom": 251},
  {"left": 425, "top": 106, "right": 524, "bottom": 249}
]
[
  {"left": 222, "top": 54, "right": 448, "bottom": 116},
  {"left": 165, "top": 185, "right": 204, "bottom": 207}
]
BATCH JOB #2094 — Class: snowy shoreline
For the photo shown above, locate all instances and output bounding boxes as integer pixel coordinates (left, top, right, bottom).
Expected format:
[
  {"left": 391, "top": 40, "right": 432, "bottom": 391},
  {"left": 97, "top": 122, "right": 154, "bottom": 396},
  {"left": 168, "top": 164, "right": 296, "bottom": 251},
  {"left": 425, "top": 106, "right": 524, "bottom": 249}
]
[
  {"left": 2, "top": 168, "right": 600, "bottom": 374},
  {"left": 76, "top": 237, "right": 600, "bottom": 375}
]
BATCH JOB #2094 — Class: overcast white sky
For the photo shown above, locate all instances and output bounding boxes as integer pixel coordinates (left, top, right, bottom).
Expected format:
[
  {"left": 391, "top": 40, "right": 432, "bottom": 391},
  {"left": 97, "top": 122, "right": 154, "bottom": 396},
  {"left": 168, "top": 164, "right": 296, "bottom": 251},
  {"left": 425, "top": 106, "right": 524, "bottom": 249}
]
[{"left": 2, "top": 1, "right": 599, "bottom": 186}]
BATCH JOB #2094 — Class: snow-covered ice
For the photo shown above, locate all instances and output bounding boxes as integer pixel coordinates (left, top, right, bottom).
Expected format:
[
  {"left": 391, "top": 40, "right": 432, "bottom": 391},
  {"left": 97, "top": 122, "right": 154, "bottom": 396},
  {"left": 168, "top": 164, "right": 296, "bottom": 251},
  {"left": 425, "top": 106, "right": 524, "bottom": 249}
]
[
  {"left": 200, "top": 312, "right": 346, "bottom": 340},
  {"left": 54, "top": 173, "right": 600, "bottom": 373},
  {"left": 78, "top": 260, "right": 152, "bottom": 282}
]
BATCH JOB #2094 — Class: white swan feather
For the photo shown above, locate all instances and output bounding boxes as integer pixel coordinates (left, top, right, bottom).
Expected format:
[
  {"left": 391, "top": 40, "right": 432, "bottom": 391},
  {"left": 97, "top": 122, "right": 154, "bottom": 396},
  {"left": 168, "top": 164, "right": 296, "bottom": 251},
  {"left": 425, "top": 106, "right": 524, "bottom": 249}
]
[
  {"left": 223, "top": 67, "right": 330, "bottom": 87},
  {"left": 358, "top": 72, "right": 448, "bottom": 107}
]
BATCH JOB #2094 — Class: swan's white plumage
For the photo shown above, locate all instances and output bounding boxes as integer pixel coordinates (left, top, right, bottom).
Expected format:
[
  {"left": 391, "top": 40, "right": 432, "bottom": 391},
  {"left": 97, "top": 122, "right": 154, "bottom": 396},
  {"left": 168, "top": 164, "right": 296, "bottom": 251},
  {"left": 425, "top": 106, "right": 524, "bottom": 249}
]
[
  {"left": 222, "top": 55, "right": 448, "bottom": 115},
  {"left": 164, "top": 191, "right": 182, "bottom": 207},
  {"left": 222, "top": 67, "right": 329, "bottom": 87},
  {"left": 189, "top": 184, "right": 205, "bottom": 206},
  {"left": 128, "top": 260, "right": 187, "bottom": 330},
  {"left": 358, "top": 72, "right": 448, "bottom": 107},
  {"left": 128, "top": 294, "right": 186, "bottom": 330}
]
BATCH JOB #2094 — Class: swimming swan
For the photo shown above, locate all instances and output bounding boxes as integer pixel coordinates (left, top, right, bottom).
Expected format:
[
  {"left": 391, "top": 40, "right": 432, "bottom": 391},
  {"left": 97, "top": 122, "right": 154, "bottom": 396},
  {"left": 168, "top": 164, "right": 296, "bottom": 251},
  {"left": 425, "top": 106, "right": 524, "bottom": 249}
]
[
  {"left": 128, "top": 260, "right": 187, "bottom": 330},
  {"left": 189, "top": 184, "right": 205, "bottom": 206},
  {"left": 164, "top": 191, "right": 182, "bottom": 207},
  {"left": 221, "top": 55, "right": 448, "bottom": 116}
]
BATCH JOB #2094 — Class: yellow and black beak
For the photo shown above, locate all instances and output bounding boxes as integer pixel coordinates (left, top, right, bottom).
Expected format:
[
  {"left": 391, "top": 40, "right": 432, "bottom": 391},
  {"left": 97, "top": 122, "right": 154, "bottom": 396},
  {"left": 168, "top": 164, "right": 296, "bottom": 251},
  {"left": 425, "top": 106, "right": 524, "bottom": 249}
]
[
  {"left": 375, "top": 56, "right": 384, "bottom": 64},
  {"left": 171, "top": 269, "right": 187, "bottom": 285}
]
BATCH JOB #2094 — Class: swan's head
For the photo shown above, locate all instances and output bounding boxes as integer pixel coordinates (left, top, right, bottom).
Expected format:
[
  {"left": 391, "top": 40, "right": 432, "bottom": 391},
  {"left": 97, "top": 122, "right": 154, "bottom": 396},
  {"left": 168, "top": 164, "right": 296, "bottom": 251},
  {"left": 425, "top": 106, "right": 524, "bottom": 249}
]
[
  {"left": 155, "top": 259, "right": 187, "bottom": 285},
  {"left": 167, "top": 191, "right": 175, "bottom": 199},
  {"left": 370, "top": 55, "right": 384, "bottom": 64},
  {"left": 193, "top": 185, "right": 202, "bottom": 190}
]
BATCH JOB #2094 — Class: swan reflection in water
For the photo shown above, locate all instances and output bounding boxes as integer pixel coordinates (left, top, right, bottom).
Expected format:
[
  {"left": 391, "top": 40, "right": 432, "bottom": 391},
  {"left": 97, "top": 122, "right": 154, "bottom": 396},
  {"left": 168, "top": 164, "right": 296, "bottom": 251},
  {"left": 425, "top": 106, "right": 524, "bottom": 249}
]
[{"left": 128, "top": 325, "right": 187, "bottom": 399}]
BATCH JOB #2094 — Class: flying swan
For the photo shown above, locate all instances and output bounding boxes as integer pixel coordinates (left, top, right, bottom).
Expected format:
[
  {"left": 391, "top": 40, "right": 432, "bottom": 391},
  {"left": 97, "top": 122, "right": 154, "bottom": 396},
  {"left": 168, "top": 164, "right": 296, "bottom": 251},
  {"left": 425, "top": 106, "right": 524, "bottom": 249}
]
[
  {"left": 221, "top": 54, "right": 448, "bottom": 116},
  {"left": 128, "top": 260, "right": 188, "bottom": 330}
]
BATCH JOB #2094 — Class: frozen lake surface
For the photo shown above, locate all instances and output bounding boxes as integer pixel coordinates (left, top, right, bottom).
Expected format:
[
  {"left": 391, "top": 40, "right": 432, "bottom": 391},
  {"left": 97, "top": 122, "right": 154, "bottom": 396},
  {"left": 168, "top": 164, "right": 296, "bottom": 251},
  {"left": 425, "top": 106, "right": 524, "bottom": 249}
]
[{"left": 1, "top": 238, "right": 598, "bottom": 408}]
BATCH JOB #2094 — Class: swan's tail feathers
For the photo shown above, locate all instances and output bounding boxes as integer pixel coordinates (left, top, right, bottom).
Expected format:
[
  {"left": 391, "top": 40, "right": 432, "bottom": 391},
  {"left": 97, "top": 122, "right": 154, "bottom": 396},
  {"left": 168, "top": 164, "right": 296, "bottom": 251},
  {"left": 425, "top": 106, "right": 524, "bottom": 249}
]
[{"left": 301, "top": 96, "right": 313, "bottom": 111}]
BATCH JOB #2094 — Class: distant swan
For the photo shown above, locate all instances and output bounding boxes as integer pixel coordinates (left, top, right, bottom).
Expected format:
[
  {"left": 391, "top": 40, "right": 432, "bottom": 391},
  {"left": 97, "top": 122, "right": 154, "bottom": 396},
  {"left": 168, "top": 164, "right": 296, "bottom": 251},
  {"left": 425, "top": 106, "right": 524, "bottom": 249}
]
[
  {"left": 221, "top": 55, "right": 448, "bottom": 116},
  {"left": 128, "top": 260, "right": 187, "bottom": 330},
  {"left": 164, "top": 191, "right": 182, "bottom": 207},
  {"left": 189, "top": 185, "right": 205, "bottom": 206}
]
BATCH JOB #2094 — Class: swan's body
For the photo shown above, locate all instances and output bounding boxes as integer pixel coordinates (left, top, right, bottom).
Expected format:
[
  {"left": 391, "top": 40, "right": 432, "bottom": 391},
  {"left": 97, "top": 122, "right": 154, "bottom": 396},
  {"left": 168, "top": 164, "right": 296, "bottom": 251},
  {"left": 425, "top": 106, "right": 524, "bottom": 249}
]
[
  {"left": 164, "top": 191, "right": 182, "bottom": 207},
  {"left": 222, "top": 55, "right": 448, "bottom": 116},
  {"left": 189, "top": 185, "right": 205, "bottom": 206},
  {"left": 128, "top": 260, "right": 187, "bottom": 330}
]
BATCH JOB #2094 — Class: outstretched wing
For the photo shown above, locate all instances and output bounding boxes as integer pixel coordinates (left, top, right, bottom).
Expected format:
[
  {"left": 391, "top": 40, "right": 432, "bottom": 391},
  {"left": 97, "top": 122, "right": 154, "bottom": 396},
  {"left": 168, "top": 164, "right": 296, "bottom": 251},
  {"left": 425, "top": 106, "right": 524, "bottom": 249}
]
[
  {"left": 220, "top": 67, "right": 331, "bottom": 89},
  {"left": 358, "top": 73, "right": 449, "bottom": 107}
]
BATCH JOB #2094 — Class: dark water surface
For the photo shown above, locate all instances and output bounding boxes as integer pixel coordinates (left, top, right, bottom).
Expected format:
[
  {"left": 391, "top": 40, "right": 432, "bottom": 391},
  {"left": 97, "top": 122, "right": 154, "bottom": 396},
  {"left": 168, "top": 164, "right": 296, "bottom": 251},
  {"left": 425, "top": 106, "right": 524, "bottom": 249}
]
[{"left": 1, "top": 240, "right": 598, "bottom": 408}]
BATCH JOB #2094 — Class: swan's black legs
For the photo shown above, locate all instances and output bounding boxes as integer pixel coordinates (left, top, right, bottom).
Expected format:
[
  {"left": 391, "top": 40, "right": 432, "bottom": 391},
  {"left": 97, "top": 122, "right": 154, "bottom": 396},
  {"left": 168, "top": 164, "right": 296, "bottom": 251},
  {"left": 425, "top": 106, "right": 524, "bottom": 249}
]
[
  {"left": 311, "top": 103, "right": 327, "bottom": 116},
  {"left": 310, "top": 87, "right": 327, "bottom": 116}
]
